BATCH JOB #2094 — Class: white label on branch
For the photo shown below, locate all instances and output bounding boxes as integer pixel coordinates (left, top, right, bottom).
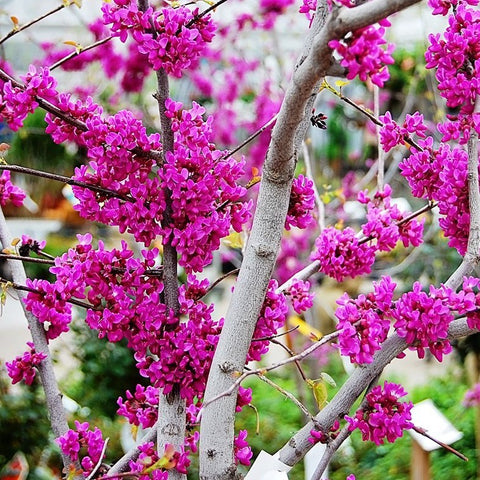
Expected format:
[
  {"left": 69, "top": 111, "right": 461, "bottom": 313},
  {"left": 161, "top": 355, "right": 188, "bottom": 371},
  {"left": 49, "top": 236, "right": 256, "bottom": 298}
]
[{"left": 244, "top": 450, "right": 291, "bottom": 480}]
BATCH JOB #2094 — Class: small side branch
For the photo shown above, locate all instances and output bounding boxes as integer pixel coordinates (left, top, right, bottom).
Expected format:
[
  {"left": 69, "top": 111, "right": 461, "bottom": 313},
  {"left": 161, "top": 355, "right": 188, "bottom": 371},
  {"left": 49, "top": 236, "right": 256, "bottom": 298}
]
[
  {"left": 50, "top": 35, "right": 114, "bottom": 71},
  {"left": 0, "top": 4, "right": 66, "bottom": 46}
]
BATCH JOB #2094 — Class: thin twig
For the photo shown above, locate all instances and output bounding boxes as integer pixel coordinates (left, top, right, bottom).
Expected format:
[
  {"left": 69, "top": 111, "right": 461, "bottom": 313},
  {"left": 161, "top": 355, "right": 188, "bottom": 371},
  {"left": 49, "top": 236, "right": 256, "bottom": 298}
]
[
  {"left": 269, "top": 337, "right": 308, "bottom": 382},
  {"left": 0, "top": 4, "right": 66, "bottom": 46},
  {"left": 50, "top": 35, "right": 114, "bottom": 71},
  {"left": 198, "top": 328, "right": 340, "bottom": 419},
  {"left": 251, "top": 325, "right": 300, "bottom": 342},
  {"left": 412, "top": 425, "right": 468, "bottom": 461},
  {"left": 0, "top": 253, "right": 54, "bottom": 265},
  {"left": 85, "top": 438, "right": 110, "bottom": 480},
  {"left": 257, "top": 374, "right": 314, "bottom": 420},
  {"left": 221, "top": 113, "right": 279, "bottom": 160},
  {"left": 185, "top": 0, "right": 231, "bottom": 28},
  {"left": 199, "top": 268, "right": 239, "bottom": 299},
  {"left": 0, "top": 165, "right": 134, "bottom": 202}
]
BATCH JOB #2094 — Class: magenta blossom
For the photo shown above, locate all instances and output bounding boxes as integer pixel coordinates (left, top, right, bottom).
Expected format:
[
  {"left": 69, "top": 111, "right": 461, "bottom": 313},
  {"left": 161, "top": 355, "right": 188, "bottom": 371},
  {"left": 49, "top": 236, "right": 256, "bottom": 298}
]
[
  {"left": 345, "top": 382, "right": 413, "bottom": 445},
  {"left": 5, "top": 342, "right": 47, "bottom": 385}
]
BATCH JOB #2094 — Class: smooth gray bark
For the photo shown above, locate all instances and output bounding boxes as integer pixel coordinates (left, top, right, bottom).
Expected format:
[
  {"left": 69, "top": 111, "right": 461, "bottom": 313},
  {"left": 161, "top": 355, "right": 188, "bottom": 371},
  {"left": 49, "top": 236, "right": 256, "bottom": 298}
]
[{"left": 199, "top": 1, "right": 423, "bottom": 478}]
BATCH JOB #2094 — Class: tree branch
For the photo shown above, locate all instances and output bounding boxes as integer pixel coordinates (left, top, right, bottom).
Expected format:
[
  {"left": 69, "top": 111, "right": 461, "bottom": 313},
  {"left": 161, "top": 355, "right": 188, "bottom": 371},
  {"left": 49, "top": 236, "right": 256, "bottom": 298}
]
[
  {"left": 276, "top": 317, "right": 477, "bottom": 467},
  {"left": 49, "top": 35, "right": 114, "bottom": 71},
  {"left": 0, "top": 207, "right": 74, "bottom": 472},
  {"left": 199, "top": 1, "right": 423, "bottom": 477},
  {"left": 108, "top": 425, "right": 158, "bottom": 475},
  {"left": 0, "top": 69, "right": 163, "bottom": 164},
  {"left": 0, "top": 164, "right": 134, "bottom": 202},
  {"left": 137, "top": 0, "right": 186, "bottom": 473},
  {"left": 0, "top": 4, "right": 66, "bottom": 46}
]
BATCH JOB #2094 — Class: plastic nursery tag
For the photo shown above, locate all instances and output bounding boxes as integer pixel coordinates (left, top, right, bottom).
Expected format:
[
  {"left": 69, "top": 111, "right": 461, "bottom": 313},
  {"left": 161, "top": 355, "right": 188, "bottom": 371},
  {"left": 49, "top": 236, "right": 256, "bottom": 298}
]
[{"left": 244, "top": 450, "right": 291, "bottom": 480}]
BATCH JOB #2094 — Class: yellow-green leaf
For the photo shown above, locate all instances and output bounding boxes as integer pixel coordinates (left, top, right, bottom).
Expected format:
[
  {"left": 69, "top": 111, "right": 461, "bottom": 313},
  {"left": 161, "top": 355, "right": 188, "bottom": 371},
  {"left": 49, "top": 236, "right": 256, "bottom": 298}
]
[
  {"left": 222, "top": 231, "right": 244, "bottom": 249},
  {"left": 288, "top": 315, "right": 322, "bottom": 341},
  {"left": 307, "top": 378, "right": 328, "bottom": 411},
  {"left": 335, "top": 79, "right": 350, "bottom": 88},
  {"left": 319, "top": 372, "right": 336, "bottom": 388}
]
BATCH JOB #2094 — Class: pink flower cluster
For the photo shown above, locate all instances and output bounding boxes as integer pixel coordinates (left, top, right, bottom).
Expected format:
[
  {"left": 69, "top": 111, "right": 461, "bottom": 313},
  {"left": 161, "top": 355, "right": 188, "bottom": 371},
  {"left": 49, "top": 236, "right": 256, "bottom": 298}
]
[
  {"left": 102, "top": 1, "right": 215, "bottom": 77},
  {"left": 284, "top": 278, "right": 314, "bottom": 314},
  {"left": 0, "top": 65, "right": 57, "bottom": 131},
  {"left": 248, "top": 279, "right": 288, "bottom": 362},
  {"left": 359, "top": 184, "right": 424, "bottom": 251},
  {"left": 0, "top": 171, "right": 26, "bottom": 207},
  {"left": 378, "top": 111, "right": 427, "bottom": 152},
  {"left": 285, "top": 174, "right": 315, "bottom": 230},
  {"left": 127, "top": 441, "right": 191, "bottom": 478},
  {"left": 393, "top": 282, "right": 455, "bottom": 361},
  {"left": 57, "top": 421, "right": 106, "bottom": 476},
  {"left": 161, "top": 99, "right": 251, "bottom": 272},
  {"left": 400, "top": 140, "right": 470, "bottom": 255},
  {"left": 329, "top": 20, "right": 395, "bottom": 87},
  {"left": 464, "top": 383, "right": 480, "bottom": 407},
  {"left": 135, "top": 300, "right": 222, "bottom": 403},
  {"left": 234, "top": 430, "right": 253, "bottom": 466},
  {"left": 428, "top": 0, "right": 479, "bottom": 16},
  {"left": 23, "top": 278, "right": 73, "bottom": 341},
  {"left": 335, "top": 276, "right": 395, "bottom": 364},
  {"left": 425, "top": 3, "right": 480, "bottom": 137},
  {"left": 45, "top": 93, "right": 102, "bottom": 144},
  {"left": 71, "top": 108, "right": 164, "bottom": 246},
  {"left": 5, "top": 342, "right": 47, "bottom": 385},
  {"left": 312, "top": 185, "right": 423, "bottom": 282},
  {"left": 345, "top": 382, "right": 413, "bottom": 445},
  {"left": 309, "top": 419, "right": 340, "bottom": 445},
  {"left": 117, "top": 384, "right": 159, "bottom": 429},
  {"left": 334, "top": 275, "right": 480, "bottom": 364},
  {"left": 312, "top": 226, "right": 376, "bottom": 282}
]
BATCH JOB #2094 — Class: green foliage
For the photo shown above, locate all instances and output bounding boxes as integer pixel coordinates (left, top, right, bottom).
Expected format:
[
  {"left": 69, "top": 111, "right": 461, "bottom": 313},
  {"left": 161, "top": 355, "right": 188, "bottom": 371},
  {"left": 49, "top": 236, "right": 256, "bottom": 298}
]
[
  {"left": 64, "top": 321, "right": 146, "bottom": 419},
  {"left": 235, "top": 373, "right": 305, "bottom": 480},
  {"left": 0, "top": 368, "right": 54, "bottom": 473}
]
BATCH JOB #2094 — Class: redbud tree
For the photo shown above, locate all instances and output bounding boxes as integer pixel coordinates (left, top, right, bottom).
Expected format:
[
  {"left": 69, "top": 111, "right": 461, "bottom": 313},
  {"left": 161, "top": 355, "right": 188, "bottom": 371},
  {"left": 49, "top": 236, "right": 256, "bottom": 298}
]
[{"left": 0, "top": 0, "right": 479, "bottom": 479}]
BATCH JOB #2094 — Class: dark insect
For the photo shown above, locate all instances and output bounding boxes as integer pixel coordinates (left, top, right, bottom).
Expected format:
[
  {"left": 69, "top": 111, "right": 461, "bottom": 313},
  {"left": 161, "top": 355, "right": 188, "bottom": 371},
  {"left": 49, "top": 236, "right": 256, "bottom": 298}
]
[{"left": 310, "top": 110, "right": 328, "bottom": 129}]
